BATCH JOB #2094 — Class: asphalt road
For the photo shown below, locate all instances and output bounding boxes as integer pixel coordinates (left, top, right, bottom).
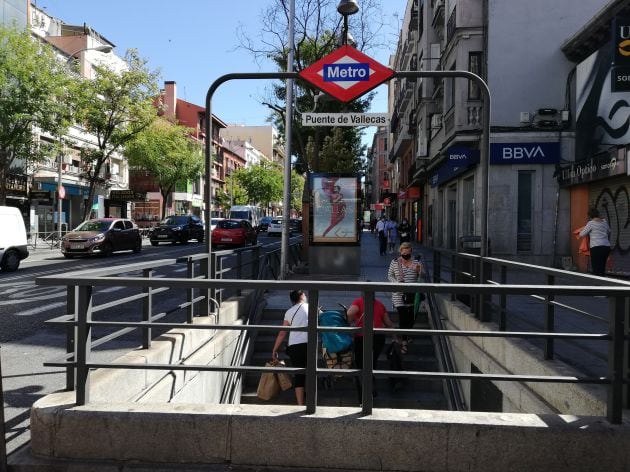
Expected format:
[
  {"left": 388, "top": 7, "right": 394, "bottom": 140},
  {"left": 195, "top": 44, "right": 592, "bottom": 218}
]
[{"left": 0, "top": 234, "right": 284, "bottom": 455}]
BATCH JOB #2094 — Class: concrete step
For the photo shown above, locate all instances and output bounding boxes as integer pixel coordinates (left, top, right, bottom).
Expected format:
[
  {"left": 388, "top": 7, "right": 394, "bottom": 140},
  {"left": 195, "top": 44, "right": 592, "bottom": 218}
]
[{"left": 240, "top": 376, "right": 446, "bottom": 409}]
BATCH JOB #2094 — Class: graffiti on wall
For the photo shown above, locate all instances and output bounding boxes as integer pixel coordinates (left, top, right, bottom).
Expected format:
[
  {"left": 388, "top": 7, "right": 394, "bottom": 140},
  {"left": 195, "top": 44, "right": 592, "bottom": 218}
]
[{"left": 594, "top": 185, "right": 630, "bottom": 254}]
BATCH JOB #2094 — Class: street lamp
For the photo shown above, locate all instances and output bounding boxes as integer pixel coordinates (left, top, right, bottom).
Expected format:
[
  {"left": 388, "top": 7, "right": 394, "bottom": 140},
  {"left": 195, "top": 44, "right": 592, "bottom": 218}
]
[
  {"left": 337, "top": 0, "right": 359, "bottom": 45},
  {"left": 55, "top": 45, "right": 112, "bottom": 241}
]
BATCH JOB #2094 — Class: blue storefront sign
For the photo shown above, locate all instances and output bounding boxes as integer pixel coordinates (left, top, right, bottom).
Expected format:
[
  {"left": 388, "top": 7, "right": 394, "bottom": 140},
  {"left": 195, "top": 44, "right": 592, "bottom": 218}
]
[
  {"left": 430, "top": 147, "right": 480, "bottom": 187},
  {"left": 447, "top": 146, "right": 478, "bottom": 167},
  {"left": 41, "top": 182, "right": 89, "bottom": 197},
  {"left": 490, "top": 142, "right": 560, "bottom": 165}
]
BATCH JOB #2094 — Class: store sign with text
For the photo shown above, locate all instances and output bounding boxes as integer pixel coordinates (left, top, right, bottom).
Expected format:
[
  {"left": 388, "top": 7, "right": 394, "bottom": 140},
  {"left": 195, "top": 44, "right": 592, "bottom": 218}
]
[
  {"left": 558, "top": 147, "right": 627, "bottom": 187},
  {"left": 490, "top": 142, "right": 560, "bottom": 164}
]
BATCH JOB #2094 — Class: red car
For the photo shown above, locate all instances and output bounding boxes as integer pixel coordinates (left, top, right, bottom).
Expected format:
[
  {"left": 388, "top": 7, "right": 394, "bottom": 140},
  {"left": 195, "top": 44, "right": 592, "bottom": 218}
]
[{"left": 211, "top": 219, "right": 258, "bottom": 247}]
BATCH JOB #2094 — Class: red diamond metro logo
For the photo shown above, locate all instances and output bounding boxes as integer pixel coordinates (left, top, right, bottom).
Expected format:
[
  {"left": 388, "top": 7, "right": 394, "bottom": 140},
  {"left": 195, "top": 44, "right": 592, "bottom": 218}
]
[{"left": 299, "top": 45, "right": 394, "bottom": 103}]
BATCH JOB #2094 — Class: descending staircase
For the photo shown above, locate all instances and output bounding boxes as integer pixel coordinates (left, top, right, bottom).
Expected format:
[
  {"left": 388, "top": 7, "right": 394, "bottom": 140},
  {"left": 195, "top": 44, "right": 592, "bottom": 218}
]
[{"left": 240, "top": 305, "right": 447, "bottom": 409}]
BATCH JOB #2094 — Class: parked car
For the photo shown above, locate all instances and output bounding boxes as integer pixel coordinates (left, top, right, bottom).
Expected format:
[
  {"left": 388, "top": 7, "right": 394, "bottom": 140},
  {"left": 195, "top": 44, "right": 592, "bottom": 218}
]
[
  {"left": 0, "top": 206, "right": 29, "bottom": 271},
  {"left": 211, "top": 219, "right": 258, "bottom": 247},
  {"left": 267, "top": 217, "right": 295, "bottom": 237},
  {"left": 150, "top": 215, "right": 204, "bottom": 245},
  {"left": 259, "top": 216, "right": 273, "bottom": 232},
  {"left": 209, "top": 218, "right": 225, "bottom": 231},
  {"left": 61, "top": 218, "right": 142, "bottom": 258}
]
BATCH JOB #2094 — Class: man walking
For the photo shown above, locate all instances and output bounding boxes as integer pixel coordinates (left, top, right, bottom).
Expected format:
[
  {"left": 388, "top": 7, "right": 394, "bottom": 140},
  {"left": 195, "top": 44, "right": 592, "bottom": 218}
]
[{"left": 375, "top": 216, "right": 387, "bottom": 256}]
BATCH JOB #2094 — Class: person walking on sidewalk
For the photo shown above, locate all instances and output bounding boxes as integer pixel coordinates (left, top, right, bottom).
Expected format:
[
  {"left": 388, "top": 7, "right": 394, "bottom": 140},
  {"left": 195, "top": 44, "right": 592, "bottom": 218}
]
[
  {"left": 579, "top": 207, "right": 611, "bottom": 276},
  {"left": 387, "top": 242, "right": 423, "bottom": 354},
  {"left": 272, "top": 290, "right": 309, "bottom": 405},
  {"left": 375, "top": 216, "right": 387, "bottom": 256},
  {"left": 398, "top": 218, "right": 411, "bottom": 244},
  {"left": 386, "top": 218, "right": 398, "bottom": 254}
]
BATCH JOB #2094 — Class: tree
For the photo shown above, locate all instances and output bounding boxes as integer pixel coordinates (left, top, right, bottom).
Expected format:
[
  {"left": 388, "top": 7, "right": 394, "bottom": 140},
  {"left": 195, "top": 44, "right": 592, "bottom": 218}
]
[
  {"left": 235, "top": 163, "right": 283, "bottom": 211},
  {"left": 310, "top": 127, "right": 365, "bottom": 173},
  {"left": 214, "top": 173, "right": 248, "bottom": 211},
  {"left": 74, "top": 49, "right": 159, "bottom": 220},
  {"left": 0, "top": 26, "right": 75, "bottom": 205},
  {"left": 290, "top": 170, "right": 305, "bottom": 214},
  {"left": 238, "top": 0, "right": 387, "bottom": 173},
  {"left": 126, "top": 118, "right": 203, "bottom": 219}
]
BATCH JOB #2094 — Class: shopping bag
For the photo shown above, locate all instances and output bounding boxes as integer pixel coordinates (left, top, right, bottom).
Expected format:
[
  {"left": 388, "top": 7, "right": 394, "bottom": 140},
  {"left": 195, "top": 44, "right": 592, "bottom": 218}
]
[
  {"left": 274, "top": 360, "right": 293, "bottom": 391},
  {"left": 256, "top": 361, "right": 281, "bottom": 400}
]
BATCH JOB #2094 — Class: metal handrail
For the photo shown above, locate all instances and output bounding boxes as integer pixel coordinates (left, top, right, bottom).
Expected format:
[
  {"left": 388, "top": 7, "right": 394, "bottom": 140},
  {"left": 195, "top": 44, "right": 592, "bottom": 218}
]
[{"left": 36, "top": 269, "right": 630, "bottom": 424}]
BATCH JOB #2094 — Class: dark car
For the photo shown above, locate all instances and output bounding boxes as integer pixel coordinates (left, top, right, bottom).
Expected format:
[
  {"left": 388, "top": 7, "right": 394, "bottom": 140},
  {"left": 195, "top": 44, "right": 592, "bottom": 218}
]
[
  {"left": 61, "top": 218, "right": 142, "bottom": 258},
  {"left": 150, "top": 215, "right": 204, "bottom": 245},
  {"left": 211, "top": 219, "right": 258, "bottom": 247},
  {"left": 259, "top": 216, "right": 273, "bottom": 232}
]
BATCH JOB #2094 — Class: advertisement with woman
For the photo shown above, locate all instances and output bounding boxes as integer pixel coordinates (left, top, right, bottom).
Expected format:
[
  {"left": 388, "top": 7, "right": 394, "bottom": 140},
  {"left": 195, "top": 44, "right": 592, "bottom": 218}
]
[{"left": 311, "top": 174, "right": 359, "bottom": 244}]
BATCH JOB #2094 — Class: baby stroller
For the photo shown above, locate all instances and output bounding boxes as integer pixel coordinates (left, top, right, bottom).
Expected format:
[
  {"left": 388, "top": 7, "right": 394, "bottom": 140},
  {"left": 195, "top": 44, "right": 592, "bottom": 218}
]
[{"left": 318, "top": 306, "right": 353, "bottom": 378}]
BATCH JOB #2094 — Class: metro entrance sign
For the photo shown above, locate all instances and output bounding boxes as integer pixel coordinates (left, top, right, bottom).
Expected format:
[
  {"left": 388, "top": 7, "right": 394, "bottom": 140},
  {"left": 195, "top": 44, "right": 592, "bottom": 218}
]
[{"left": 299, "top": 45, "right": 394, "bottom": 102}]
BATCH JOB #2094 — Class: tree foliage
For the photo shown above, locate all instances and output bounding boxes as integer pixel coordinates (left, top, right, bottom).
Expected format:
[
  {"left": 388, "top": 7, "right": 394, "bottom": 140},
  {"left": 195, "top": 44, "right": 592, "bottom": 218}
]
[
  {"left": 126, "top": 118, "right": 203, "bottom": 219},
  {"left": 74, "top": 49, "right": 159, "bottom": 220},
  {"left": 214, "top": 173, "right": 248, "bottom": 211},
  {"left": 0, "top": 26, "right": 75, "bottom": 204},
  {"left": 238, "top": 0, "right": 386, "bottom": 174},
  {"left": 235, "top": 162, "right": 284, "bottom": 210},
  {"left": 308, "top": 127, "right": 365, "bottom": 173},
  {"left": 290, "top": 169, "right": 305, "bottom": 213}
]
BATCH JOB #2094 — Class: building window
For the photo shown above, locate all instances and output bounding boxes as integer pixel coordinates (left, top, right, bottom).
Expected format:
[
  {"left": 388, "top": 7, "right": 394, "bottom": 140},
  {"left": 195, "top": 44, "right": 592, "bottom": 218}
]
[
  {"left": 468, "top": 52, "right": 482, "bottom": 100},
  {"left": 517, "top": 171, "right": 534, "bottom": 252},
  {"left": 444, "top": 63, "right": 456, "bottom": 112},
  {"left": 462, "top": 176, "right": 475, "bottom": 235}
]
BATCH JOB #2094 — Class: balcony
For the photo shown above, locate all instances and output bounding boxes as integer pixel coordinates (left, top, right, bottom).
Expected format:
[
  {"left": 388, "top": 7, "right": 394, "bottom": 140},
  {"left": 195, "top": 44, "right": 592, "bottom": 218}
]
[
  {"left": 444, "top": 107, "right": 455, "bottom": 135},
  {"left": 446, "top": 6, "right": 456, "bottom": 45},
  {"left": 467, "top": 104, "right": 483, "bottom": 127},
  {"left": 397, "top": 78, "right": 415, "bottom": 115},
  {"left": 430, "top": 113, "right": 443, "bottom": 139},
  {"left": 432, "top": 0, "right": 445, "bottom": 27}
]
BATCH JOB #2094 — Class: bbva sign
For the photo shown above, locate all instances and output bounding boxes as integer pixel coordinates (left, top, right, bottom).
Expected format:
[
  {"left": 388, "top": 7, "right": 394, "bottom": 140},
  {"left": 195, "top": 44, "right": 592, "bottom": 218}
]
[{"left": 490, "top": 142, "right": 560, "bottom": 165}]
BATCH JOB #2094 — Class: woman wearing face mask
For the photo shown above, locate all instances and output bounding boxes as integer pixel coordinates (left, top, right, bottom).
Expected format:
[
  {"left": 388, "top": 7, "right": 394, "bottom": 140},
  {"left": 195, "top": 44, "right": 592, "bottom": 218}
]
[{"left": 387, "top": 242, "right": 423, "bottom": 354}]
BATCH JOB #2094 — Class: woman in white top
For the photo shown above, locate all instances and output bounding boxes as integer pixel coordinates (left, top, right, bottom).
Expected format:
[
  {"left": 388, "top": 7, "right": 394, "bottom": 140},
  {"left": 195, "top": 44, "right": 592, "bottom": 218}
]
[
  {"left": 272, "top": 290, "right": 308, "bottom": 405},
  {"left": 579, "top": 207, "right": 611, "bottom": 276},
  {"left": 387, "top": 242, "right": 423, "bottom": 354}
]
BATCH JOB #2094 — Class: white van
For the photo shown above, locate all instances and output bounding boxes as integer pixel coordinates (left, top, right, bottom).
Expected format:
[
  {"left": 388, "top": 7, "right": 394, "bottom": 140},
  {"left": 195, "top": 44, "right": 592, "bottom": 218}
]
[
  {"left": 228, "top": 205, "right": 262, "bottom": 231},
  {"left": 0, "top": 206, "right": 29, "bottom": 271}
]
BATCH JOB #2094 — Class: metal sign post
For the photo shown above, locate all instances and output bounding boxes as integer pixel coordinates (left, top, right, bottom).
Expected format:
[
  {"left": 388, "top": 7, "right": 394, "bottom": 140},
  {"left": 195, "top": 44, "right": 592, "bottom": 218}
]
[{"left": 204, "top": 67, "right": 490, "bottom": 309}]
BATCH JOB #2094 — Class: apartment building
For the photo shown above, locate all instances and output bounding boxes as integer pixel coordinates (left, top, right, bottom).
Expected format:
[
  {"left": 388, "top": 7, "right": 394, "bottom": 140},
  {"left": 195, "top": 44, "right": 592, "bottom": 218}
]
[
  {"left": 366, "top": 126, "right": 393, "bottom": 221},
  {"left": 560, "top": 1, "right": 630, "bottom": 274},
  {"left": 220, "top": 125, "right": 285, "bottom": 167},
  {"left": 27, "top": 4, "right": 125, "bottom": 231},
  {"left": 388, "top": 0, "right": 608, "bottom": 264},
  {"left": 130, "top": 81, "right": 245, "bottom": 222}
]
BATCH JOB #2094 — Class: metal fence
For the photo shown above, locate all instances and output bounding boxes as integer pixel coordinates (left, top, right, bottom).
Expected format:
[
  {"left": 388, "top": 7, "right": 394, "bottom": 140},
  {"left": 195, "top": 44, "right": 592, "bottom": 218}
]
[{"left": 37, "top": 256, "right": 630, "bottom": 424}]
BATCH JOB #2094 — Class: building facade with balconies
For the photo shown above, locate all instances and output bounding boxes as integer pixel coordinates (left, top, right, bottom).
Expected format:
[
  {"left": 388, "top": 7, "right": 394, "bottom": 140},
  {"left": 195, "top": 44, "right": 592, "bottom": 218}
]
[
  {"left": 28, "top": 4, "right": 126, "bottom": 231},
  {"left": 391, "top": 0, "right": 609, "bottom": 263}
]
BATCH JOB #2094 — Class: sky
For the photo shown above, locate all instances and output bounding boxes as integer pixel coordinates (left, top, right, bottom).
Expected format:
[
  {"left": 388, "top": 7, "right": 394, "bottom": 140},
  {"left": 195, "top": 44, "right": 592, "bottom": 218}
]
[{"left": 35, "top": 0, "right": 408, "bottom": 148}]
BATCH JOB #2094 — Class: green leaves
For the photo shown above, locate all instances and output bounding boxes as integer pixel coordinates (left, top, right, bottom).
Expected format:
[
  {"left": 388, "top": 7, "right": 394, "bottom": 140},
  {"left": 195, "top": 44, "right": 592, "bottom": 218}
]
[
  {"left": 126, "top": 118, "right": 203, "bottom": 218},
  {"left": 0, "top": 25, "right": 75, "bottom": 203},
  {"left": 73, "top": 48, "right": 159, "bottom": 219}
]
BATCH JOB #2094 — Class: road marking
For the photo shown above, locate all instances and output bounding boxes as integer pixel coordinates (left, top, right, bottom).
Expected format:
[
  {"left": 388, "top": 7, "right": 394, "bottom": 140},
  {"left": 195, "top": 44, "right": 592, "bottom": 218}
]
[{"left": 14, "top": 301, "right": 66, "bottom": 316}]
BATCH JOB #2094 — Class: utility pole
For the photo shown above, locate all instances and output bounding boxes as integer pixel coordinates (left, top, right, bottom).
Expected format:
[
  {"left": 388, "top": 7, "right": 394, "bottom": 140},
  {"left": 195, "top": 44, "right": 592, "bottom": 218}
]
[{"left": 280, "top": 0, "right": 295, "bottom": 279}]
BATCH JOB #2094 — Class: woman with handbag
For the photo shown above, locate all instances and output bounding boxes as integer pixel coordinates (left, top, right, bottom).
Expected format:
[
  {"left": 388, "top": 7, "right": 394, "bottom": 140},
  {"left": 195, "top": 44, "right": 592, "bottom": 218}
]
[
  {"left": 387, "top": 242, "right": 423, "bottom": 354},
  {"left": 272, "top": 290, "right": 309, "bottom": 405}
]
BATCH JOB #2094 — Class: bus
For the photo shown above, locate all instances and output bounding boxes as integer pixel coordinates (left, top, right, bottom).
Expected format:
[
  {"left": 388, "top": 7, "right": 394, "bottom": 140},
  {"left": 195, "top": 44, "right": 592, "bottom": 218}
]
[{"left": 228, "top": 205, "right": 263, "bottom": 231}]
